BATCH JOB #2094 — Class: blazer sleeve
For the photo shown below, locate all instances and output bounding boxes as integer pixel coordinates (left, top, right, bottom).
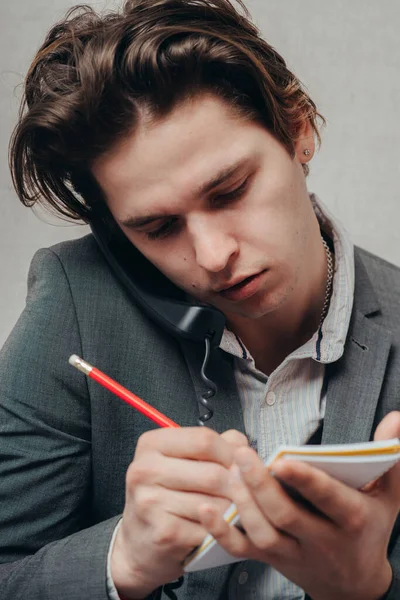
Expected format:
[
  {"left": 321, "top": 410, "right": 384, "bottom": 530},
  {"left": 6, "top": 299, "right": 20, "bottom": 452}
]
[{"left": 0, "top": 248, "right": 119, "bottom": 599}]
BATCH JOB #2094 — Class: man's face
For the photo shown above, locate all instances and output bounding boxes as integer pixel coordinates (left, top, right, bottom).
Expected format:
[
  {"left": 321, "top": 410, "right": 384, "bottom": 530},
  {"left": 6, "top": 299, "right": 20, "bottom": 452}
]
[{"left": 92, "top": 94, "right": 317, "bottom": 322}]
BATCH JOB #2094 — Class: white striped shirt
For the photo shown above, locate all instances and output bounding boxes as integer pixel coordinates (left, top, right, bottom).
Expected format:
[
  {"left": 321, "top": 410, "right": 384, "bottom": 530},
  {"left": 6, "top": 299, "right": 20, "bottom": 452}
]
[{"left": 220, "top": 194, "right": 355, "bottom": 600}]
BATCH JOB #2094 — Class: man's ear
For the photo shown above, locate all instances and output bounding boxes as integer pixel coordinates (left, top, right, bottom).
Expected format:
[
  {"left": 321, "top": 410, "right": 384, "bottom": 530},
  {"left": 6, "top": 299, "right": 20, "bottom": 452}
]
[{"left": 294, "top": 119, "right": 315, "bottom": 165}]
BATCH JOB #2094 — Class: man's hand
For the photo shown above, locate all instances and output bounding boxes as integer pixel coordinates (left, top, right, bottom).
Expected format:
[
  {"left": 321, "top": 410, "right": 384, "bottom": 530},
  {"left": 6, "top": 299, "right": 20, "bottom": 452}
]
[
  {"left": 198, "top": 411, "right": 400, "bottom": 600},
  {"left": 111, "top": 427, "right": 248, "bottom": 599}
]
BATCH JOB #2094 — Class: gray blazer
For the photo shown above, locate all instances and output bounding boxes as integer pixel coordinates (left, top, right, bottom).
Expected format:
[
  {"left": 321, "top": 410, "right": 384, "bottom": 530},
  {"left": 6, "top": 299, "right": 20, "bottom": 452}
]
[{"left": 0, "top": 234, "right": 399, "bottom": 599}]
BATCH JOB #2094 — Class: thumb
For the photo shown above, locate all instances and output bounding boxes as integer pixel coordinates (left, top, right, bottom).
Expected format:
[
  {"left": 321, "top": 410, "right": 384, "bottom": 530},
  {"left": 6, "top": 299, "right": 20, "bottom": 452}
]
[
  {"left": 373, "top": 411, "right": 400, "bottom": 504},
  {"left": 374, "top": 411, "right": 400, "bottom": 443}
]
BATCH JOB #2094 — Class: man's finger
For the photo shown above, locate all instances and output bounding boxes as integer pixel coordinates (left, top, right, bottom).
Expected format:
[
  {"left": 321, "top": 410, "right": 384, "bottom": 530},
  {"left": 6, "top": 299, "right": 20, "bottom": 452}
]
[
  {"left": 271, "top": 458, "right": 365, "bottom": 530},
  {"left": 373, "top": 411, "right": 400, "bottom": 504},
  {"left": 220, "top": 429, "right": 249, "bottom": 449},
  {"left": 232, "top": 447, "right": 326, "bottom": 539},
  {"left": 136, "top": 427, "right": 239, "bottom": 467},
  {"left": 374, "top": 411, "right": 400, "bottom": 442}
]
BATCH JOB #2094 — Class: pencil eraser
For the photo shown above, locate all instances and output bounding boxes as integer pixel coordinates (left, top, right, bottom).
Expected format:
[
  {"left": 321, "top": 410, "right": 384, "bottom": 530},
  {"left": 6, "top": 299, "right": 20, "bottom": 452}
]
[{"left": 69, "top": 354, "right": 80, "bottom": 366}]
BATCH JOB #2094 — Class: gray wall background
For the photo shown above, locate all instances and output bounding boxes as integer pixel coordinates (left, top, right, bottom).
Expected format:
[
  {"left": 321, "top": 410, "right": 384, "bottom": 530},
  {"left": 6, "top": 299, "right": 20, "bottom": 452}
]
[{"left": 0, "top": 0, "right": 399, "bottom": 347}]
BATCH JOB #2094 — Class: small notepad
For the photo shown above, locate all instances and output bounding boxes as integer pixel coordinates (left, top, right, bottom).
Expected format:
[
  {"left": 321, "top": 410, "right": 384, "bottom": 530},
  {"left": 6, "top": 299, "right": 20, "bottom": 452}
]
[{"left": 184, "top": 438, "right": 400, "bottom": 572}]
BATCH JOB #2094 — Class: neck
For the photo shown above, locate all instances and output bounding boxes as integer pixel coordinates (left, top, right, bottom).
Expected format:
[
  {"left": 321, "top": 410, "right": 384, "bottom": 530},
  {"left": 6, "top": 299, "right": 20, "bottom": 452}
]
[{"left": 226, "top": 233, "right": 330, "bottom": 375}]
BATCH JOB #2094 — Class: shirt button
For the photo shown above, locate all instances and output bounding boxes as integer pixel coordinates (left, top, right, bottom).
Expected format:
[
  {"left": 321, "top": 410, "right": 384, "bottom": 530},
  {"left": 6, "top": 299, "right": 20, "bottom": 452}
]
[
  {"left": 266, "top": 391, "right": 276, "bottom": 406},
  {"left": 238, "top": 571, "right": 248, "bottom": 585}
]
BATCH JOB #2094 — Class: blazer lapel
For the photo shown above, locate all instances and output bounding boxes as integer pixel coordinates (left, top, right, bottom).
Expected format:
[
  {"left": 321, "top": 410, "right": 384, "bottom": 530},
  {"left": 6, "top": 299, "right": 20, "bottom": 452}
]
[{"left": 322, "top": 249, "right": 393, "bottom": 444}]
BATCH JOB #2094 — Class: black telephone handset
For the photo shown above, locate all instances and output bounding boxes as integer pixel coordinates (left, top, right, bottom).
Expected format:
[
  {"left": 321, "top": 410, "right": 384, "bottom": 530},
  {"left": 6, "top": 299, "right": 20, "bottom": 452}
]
[{"left": 90, "top": 210, "right": 226, "bottom": 424}]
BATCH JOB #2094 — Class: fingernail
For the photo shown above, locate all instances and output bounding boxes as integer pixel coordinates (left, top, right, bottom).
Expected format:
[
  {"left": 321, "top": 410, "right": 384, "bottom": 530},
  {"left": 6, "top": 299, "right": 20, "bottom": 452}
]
[{"left": 270, "top": 460, "right": 285, "bottom": 476}]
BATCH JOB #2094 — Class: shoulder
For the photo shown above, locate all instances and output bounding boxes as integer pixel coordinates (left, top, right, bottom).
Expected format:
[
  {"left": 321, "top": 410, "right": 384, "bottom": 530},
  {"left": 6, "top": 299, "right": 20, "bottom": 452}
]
[
  {"left": 356, "top": 247, "right": 400, "bottom": 290},
  {"left": 25, "top": 232, "right": 181, "bottom": 371},
  {"left": 27, "top": 234, "right": 105, "bottom": 282},
  {"left": 355, "top": 247, "right": 400, "bottom": 312},
  {"left": 354, "top": 247, "right": 400, "bottom": 342},
  {"left": 50, "top": 233, "right": 103, "bottom": 264},
  {"left": 32, "top": 233, "right": 108, "bottom": 278},
  {"left": 26, "top": 233, "right": 146, "bottom": 335},
  {"left": 29, "top": 233, "right": 121, "bottom": 299}
]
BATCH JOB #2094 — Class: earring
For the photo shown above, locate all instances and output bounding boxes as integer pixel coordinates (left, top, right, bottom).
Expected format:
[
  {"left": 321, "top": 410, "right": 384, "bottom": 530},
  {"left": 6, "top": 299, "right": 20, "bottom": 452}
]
[{"left": 303, "top": 149, "right": 311, "bottom": 156}]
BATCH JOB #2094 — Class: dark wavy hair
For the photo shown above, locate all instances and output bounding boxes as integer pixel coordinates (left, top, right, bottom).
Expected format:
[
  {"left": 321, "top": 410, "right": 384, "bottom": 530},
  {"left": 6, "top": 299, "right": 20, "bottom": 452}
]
[{"left": 9, "top": 0, "right": 325, "bottom": 223}]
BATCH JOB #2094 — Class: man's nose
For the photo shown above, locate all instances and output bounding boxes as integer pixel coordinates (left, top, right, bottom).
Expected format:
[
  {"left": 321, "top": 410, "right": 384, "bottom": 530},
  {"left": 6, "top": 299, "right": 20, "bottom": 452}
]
[{"left": 188, "top": 216, "right": 239, "bottom": 273}]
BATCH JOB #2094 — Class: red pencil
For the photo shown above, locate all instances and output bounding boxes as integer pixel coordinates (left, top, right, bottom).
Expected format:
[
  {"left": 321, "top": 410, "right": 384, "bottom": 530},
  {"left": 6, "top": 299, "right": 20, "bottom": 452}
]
[{"left": 68, "top": 354, "right": 180, "bottom": 429}]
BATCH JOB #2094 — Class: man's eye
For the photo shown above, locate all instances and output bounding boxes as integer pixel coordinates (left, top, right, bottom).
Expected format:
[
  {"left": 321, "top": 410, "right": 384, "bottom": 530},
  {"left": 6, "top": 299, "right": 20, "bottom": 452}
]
[
  {"left": 146, "top": 218, "right": 179, "bottom": 240},
  {"left": 212, "top": 177, "right": 250, "bottom": 206}
]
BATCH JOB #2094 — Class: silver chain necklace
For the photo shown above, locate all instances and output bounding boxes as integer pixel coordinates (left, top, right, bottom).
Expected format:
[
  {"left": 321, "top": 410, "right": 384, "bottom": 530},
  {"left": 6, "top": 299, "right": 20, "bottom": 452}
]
[{"left": 319, "top": 236, "right": 334, "bottom": 327}]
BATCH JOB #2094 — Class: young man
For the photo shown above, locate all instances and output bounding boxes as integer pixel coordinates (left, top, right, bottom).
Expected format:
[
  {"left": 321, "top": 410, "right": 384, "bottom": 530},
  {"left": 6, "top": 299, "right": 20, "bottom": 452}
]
[{"left": 1, "top": 1, "right": 400, "bottom": 599}]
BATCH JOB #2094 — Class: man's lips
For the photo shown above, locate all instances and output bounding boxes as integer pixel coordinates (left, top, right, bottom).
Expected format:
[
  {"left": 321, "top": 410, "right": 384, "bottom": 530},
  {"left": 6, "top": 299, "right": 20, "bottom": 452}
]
[
  {"left": 216, "top": 270, "right": 267, "bottom": 301},
  {"left": 215, "top": 274, "right": 257, "bottom": 292}
]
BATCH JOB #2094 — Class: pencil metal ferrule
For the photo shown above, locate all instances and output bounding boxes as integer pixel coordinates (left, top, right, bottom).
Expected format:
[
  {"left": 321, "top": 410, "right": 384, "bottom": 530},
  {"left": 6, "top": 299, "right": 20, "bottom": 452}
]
[{"left": 69, "top": 354, "right": 93, "bottom": 376}]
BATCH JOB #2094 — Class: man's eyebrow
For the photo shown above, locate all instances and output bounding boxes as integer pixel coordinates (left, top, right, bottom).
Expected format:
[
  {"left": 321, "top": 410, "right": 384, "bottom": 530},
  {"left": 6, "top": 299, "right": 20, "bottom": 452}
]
[
  {"left": 121, "top": 214, "right": 169, "bottom": 228},
  {"left": 120, "top": 157, "right": 249, "bottom": 229},
  {"left": 195, "top": 157, "right": 249, "bottom": 196}
]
